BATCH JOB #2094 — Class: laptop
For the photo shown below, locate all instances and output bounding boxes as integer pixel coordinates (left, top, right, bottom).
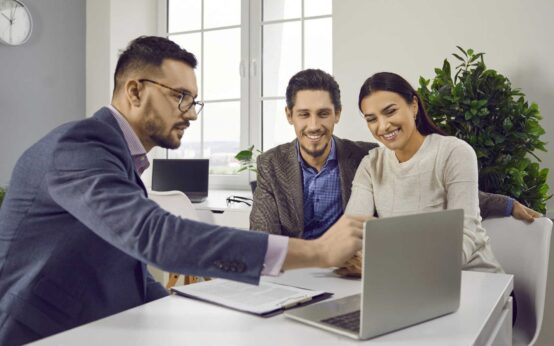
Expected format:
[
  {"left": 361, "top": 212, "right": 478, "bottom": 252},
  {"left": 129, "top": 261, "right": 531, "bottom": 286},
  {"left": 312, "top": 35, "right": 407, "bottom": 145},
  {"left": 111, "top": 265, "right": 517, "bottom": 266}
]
[
  {"left": 152, "top": 159, "right": 209, "bottom": 203},
  {"left": 285, "top": 209, "right": 463, "bottom": 340}
]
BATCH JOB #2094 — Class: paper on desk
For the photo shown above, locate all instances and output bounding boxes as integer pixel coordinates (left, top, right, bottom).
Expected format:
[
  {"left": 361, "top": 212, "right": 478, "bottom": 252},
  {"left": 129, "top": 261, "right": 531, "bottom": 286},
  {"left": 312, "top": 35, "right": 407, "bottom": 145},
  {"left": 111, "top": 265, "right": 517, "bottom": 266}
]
[{"left": 171, "top": 279, "right": 330, "bottom": 316}]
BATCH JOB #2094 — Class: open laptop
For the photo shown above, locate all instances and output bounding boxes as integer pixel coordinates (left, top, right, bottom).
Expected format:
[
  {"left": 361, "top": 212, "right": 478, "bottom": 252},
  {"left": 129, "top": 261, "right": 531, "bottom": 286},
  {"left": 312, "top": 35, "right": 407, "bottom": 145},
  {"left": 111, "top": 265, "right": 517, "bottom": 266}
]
[
  {"left": 152, "top": 159, "right": 209, "bottom": 203},
  {"left": 285, "top": 209, "right": 463, "bottom": 340}
]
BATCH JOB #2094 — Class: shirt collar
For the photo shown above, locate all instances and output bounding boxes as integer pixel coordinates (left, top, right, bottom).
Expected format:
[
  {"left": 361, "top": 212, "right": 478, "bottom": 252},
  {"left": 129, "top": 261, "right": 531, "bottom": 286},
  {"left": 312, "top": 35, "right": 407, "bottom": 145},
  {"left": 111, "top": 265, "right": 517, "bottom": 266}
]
[
  {"left": 296, "top": 137, "right": 337, "bottom": 167},
  {"left": 107, "top": 104, "right": 147, "bottom": 157}
]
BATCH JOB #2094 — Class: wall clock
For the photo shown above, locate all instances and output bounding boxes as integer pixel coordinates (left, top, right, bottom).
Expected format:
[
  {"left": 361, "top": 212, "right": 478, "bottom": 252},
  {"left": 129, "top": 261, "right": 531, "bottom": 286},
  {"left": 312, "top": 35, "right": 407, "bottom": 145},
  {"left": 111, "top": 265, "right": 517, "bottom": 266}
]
[{"left": 0, "top": 0, "right": 32, "bottom": 46}]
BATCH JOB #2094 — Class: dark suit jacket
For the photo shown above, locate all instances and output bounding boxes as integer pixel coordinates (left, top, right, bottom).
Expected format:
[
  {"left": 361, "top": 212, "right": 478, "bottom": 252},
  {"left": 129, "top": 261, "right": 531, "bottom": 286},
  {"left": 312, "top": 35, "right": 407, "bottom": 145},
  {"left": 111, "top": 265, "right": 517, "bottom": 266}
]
[
  {"left": 0, "top": 108, "right": 268, "bottom": 345},
  {"left": 250, "top": 136, "right": 509, "bottom": 238}
]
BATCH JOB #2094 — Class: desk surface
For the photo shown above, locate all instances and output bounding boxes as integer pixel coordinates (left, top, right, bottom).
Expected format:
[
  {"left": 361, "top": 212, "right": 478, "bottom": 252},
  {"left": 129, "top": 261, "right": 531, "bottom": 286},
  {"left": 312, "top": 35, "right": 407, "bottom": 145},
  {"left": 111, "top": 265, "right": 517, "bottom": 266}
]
[
  {"left": 32, "top": 269, "right": 513, "bottom": 346},
  {"left": 194, "top": 189, "right": 252, "bottom": 211}
]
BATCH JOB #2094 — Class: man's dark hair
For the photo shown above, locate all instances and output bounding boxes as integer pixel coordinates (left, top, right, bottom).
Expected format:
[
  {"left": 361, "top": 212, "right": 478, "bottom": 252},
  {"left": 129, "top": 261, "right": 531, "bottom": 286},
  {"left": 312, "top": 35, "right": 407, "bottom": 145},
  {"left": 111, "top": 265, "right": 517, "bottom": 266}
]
[
  {"left": 113, "top": 36, "right": 197, "bottom": 95},
  {"left": 285, "top": 69, "right": 342, "bottom": 111}
]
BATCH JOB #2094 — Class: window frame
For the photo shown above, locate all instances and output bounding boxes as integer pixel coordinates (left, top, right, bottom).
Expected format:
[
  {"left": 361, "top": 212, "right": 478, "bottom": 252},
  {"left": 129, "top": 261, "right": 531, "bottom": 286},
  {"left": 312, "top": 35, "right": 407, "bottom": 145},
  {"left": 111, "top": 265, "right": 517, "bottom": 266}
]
[{"left": 158, "top": 0, "right": 332, "bottom": 190}]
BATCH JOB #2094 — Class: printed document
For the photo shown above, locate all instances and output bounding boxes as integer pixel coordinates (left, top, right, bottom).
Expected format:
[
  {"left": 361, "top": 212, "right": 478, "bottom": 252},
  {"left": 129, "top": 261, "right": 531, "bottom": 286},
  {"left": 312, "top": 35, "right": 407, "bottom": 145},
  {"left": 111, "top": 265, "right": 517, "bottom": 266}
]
[{"left": 171, "top": 279, "right": 330, "bottom": 316}]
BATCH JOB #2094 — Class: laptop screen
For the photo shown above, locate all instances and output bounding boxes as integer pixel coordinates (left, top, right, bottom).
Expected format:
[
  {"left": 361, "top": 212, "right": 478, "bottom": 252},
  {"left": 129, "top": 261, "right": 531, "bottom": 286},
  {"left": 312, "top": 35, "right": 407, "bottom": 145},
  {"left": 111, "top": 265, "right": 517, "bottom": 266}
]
[{"left": 152, "top": 159, "right": 209, "bottom": 195}]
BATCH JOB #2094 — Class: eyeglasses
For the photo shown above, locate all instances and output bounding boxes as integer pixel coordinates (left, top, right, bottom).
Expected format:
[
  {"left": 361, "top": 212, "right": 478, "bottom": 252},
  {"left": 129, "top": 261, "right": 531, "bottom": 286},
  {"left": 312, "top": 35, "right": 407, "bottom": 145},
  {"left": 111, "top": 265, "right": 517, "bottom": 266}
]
[
  {"left": 138, "top": 79, "right": 204, "bottom": 114},
  {"left": 226, "top": 195, "right": 253, "bottom": 207}
]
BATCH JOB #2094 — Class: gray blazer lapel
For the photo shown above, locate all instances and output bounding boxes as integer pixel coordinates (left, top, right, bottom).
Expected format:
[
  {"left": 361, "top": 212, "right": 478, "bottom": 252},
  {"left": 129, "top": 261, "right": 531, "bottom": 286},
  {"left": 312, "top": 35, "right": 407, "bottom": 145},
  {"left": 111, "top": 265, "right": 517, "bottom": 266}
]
[
  {"left": 284, "top": 140, "right": 304, "bottom": 236},
  {"left": 336, "top": 136, "right": 357, "bottom": 210},
  {"left": 94, "top": 108, "right": 147, "bottom": 196}
]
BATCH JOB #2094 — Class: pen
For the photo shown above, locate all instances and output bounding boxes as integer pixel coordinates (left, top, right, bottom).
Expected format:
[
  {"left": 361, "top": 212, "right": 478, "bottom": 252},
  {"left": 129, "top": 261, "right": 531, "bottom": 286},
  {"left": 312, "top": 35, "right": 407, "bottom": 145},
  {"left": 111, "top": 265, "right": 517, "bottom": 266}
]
[{"left": 280, "top": 295, "right": 312, "bottom": 309}]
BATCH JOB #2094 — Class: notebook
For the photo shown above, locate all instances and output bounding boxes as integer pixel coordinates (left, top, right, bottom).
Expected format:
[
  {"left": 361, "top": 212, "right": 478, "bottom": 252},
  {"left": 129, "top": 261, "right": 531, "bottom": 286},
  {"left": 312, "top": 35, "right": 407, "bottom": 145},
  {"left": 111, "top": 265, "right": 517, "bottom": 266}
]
[
  {"left": 152, "top": 159, "right": 209, "bottom": 203},
  {"left": 285, "top": 209, "right": 464, "bottom": 340},
  {"left": 171, "top": 279, "right": 332, "bottom": 317}
]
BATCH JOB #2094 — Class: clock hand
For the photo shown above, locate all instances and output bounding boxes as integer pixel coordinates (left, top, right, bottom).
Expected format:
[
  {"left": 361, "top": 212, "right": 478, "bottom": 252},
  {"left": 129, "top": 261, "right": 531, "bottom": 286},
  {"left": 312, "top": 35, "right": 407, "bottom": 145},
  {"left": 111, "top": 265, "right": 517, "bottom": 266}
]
[
  {"left": 1, "top": 12, "right": 11, "bottom": 23},
  {"left": 9, "top": 3, "right": 17, "bottom": 21}
]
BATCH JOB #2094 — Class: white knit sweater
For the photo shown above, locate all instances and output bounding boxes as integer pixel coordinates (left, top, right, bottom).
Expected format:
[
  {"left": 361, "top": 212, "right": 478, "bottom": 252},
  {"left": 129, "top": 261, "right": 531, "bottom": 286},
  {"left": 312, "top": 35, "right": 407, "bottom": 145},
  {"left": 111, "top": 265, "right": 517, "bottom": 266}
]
[{"left": 346, "top": 134, "right": 502, "bottom": 273}]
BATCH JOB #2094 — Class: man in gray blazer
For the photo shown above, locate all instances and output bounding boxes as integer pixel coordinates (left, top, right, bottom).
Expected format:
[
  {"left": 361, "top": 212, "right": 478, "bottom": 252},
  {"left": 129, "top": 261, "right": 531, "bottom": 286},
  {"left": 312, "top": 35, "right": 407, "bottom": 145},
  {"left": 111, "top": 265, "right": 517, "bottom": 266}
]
[
  {"left": 250, "top": 69, "right": 540, "bottom": 238},
  {"left": 0, "top": 37, "right": 365, "bottom": 346}
]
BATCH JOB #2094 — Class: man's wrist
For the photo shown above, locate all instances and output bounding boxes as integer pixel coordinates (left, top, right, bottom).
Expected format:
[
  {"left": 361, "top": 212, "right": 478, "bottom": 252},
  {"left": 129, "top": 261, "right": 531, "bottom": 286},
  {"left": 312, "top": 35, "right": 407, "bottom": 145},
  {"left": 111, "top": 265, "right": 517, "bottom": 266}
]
[{"left": 282, "top": 238, "right": 323, "bottom": 270}]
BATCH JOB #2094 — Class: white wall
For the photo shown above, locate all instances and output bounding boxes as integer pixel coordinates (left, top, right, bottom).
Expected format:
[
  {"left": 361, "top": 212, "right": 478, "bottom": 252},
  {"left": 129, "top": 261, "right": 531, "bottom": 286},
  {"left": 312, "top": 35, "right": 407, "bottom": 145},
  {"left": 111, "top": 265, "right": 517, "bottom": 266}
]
[
  {"left": 86, "top": 0, "right": 158, "bottom": 116},
  {"left": 333, "top": 1, "right": 554, "bottom": 344}
]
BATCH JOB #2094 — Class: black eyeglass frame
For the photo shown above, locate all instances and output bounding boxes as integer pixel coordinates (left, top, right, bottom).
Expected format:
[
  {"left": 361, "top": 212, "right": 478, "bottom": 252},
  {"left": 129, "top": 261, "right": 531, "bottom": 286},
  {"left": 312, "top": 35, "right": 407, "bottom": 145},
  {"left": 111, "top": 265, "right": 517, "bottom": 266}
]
[
  {"left": 226, "top": 195, "right": 253, "bottom": 207},
  {"left": 138, "top": 79, "right": 204, "bottom": 114}
]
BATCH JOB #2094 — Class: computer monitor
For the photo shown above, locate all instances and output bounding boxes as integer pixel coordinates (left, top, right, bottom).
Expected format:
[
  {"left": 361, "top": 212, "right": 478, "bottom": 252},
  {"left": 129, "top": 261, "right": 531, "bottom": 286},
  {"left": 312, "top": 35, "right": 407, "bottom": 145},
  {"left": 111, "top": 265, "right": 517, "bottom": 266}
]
[{"left": 152, "top": 159, "right": 209, "bottom": 203}]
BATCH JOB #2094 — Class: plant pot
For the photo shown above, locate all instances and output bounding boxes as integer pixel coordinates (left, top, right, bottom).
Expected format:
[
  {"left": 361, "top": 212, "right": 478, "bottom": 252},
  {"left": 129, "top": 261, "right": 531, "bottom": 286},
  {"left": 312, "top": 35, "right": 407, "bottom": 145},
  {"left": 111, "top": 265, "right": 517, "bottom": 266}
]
[{"left": 249, "top": 180, "right": 257, "bottom": 193}]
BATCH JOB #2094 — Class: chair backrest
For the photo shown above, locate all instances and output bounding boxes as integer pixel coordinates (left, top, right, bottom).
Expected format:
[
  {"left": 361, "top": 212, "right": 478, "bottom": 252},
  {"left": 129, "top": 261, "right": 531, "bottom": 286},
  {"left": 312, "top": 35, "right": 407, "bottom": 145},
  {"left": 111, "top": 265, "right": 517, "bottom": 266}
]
[
  {"left": 148, "top": 190, "right": 199, "bottom": 221},
  {"left": 147, "top": 190, "right": 204, "bottom": 288},
  {"left": 483, "top": 216, "right": 553, "bottom": 346}
]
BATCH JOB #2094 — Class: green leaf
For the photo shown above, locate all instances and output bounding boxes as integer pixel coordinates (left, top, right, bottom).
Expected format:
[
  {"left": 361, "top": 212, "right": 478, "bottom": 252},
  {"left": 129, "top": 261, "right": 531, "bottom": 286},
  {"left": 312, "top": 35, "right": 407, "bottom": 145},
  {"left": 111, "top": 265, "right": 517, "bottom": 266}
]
[
  {"left": 452, "top": 53, "right": 465, "bottom": 62},
  {"left": 234, "top": 150, "right": 253, "bottom": 161},
  {"left": 456, "top": 46, "right": 468, "bottom": 57}
]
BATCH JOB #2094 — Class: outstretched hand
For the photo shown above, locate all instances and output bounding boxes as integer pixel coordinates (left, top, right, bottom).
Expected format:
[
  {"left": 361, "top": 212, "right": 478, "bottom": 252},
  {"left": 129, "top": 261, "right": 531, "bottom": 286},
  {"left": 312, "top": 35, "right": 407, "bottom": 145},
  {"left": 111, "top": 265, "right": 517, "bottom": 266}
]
[
  {"left": 282, "top": 214, "right": 371, "bottom": 271},
  {"left": 512, "top": 201, "right": 542, "bottom": 223},
  {"left": 312, "top": 214, "right": 369, "bottom": 268}
]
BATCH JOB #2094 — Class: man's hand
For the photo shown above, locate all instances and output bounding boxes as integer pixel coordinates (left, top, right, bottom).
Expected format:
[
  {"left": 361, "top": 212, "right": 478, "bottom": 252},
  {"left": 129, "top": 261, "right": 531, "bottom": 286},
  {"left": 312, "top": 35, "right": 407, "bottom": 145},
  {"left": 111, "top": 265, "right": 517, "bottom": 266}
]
[
  {"left": 282, "top": 214, "right": 368, "bottom": 270},
  {"left": 312, "top": 215, "right": 369, "bottom": 267},
  {"left": 512, "top": 200, "right": 542, "bottom": 223}
]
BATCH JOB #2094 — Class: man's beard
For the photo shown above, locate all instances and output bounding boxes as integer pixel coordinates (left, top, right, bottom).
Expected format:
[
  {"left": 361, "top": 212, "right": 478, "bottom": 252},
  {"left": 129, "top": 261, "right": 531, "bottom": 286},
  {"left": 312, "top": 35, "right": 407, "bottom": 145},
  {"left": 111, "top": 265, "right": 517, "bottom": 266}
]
[
  {"left": 144, "top": 116, "right": 180, "bottom": 150},
  {"left": 300, "top": 141, "right": 328, "bottom": 159}
]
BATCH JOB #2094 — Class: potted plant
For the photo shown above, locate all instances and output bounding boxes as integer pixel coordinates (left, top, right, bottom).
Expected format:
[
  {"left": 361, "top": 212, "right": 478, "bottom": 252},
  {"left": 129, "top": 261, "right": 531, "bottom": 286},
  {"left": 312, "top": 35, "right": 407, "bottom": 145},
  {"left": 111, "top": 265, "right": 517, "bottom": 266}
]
[
  {"left": 235, "top": 145, "right": 262, "bottom": 192},
  {"left": 418, "top": 47, "right": 551, "bottom": 213}
]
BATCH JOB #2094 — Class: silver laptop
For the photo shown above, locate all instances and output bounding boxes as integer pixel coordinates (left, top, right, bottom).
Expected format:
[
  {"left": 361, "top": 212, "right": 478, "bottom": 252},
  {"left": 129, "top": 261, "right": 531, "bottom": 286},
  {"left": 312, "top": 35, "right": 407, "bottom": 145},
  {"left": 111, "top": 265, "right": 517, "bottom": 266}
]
[{"left": 285, "top": 209, "right": 463, "bottom": 340}]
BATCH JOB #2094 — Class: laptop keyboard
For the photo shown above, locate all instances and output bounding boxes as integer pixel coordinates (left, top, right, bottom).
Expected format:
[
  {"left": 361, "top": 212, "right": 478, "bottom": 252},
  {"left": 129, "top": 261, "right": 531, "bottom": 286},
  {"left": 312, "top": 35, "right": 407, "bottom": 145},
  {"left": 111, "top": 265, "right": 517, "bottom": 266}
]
[{"left": 321, "top": 310, "right": 360, "bottom": 332}]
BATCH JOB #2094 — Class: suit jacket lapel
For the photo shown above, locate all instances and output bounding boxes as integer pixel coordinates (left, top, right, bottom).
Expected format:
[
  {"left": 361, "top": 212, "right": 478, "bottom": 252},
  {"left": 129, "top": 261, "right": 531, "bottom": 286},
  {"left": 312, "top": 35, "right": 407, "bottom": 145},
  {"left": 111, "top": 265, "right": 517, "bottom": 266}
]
[
  {"left": 94, "top": 108, "right": 148, "bottom": 196},
  {"left": 284, "top": 140, "right": 304, "bottom": 236},
  {"left": 335, "top": 136, "right": 356, "bottom": 210}
]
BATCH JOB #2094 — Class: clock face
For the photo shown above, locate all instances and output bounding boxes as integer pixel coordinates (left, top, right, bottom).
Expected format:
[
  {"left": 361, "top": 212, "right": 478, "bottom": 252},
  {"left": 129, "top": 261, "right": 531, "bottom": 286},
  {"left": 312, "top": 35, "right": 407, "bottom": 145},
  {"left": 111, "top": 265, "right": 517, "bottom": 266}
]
[{"left": 0, "top": 0, "right": 32, "bottom": 46}]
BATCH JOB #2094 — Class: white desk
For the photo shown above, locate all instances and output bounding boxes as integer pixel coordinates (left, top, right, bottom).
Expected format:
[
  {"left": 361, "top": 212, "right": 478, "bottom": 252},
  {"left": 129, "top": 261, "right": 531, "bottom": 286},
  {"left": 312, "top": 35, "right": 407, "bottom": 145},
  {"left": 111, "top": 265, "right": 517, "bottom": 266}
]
[
  {"left": 32, "top": 269, "right": 513, "bottom": 346},
  {"left": 193, "top": 189, "right": 252, "bottom": 229}
]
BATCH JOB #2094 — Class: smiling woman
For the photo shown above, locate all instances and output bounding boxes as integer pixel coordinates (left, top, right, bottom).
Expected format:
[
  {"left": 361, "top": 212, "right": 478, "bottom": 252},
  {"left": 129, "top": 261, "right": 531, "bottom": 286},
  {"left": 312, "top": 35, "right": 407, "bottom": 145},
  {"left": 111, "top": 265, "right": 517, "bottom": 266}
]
[
  {"left": 346, "top": 71, "right": 503, "bottom": 274},
  {"left": 0, "top": 0, "right": 32, "bottom": 46}
]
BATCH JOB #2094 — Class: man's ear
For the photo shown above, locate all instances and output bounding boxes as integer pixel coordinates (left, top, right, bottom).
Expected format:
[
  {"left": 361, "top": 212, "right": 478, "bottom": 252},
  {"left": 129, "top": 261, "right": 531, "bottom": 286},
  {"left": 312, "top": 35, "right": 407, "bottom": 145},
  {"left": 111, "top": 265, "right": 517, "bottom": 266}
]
[
  {"left": 286, "top": 107, "right": 293, "bottom": 125},
  {"left": 126, "top": 80, "right": 142, "bottom": 107},
  {"left": 335, "top": 110, "right": 342, "bottom": 124}
]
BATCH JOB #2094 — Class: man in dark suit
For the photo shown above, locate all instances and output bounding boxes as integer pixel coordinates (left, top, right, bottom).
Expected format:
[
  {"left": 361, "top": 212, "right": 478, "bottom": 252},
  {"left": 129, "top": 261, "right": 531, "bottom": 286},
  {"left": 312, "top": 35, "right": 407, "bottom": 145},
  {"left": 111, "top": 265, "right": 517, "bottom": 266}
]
[
  {"left": 0, "top": 37, "right": 365, "bottom": 346},
  {"left": 250, "top": 69, "right": 540, "bottom": 238}
]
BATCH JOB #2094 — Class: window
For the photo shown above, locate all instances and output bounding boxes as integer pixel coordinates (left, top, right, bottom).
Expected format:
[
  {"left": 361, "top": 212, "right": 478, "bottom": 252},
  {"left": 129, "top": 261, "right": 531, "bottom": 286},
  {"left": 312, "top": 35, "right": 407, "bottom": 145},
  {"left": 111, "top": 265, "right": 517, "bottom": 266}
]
[
  {"left": 161, "top": 0, "right": 332, "bottom": 188},
  {"left": 257, "top": 0, "right": 332, "bottom": 151}
]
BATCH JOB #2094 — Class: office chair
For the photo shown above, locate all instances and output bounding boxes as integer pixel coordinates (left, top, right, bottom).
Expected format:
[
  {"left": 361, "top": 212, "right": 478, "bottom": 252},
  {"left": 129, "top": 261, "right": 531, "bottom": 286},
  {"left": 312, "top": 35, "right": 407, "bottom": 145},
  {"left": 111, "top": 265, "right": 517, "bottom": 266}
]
[
  {"left": 483, "top": 216, "right": 553, "bottom": 346},
  {"left": 148, "top": 190, "right": 210, "bottom": 288}
]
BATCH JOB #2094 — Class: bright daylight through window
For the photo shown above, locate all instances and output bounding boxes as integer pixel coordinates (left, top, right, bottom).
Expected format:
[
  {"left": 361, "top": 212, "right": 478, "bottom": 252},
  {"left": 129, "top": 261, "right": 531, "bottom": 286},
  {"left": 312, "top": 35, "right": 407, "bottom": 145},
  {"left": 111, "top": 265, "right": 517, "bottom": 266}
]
[{"left": 165, "top": 0, "right": 332, "bottom": 186}]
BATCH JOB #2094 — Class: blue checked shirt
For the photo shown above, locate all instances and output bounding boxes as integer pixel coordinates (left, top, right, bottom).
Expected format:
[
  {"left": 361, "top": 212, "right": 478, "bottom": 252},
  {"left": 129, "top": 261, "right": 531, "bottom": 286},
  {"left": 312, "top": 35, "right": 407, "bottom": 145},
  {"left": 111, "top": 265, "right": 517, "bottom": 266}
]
[{"left": 297, "top": 139, "right": 343, "bottom": 240}]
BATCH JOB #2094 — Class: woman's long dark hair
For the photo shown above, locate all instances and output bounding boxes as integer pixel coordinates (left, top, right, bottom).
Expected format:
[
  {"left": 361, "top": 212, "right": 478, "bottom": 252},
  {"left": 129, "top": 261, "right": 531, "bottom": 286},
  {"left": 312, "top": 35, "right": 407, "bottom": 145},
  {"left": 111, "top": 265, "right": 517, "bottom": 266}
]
[{"left": 358, "top": 72, "right": 446, "bottom": 136}]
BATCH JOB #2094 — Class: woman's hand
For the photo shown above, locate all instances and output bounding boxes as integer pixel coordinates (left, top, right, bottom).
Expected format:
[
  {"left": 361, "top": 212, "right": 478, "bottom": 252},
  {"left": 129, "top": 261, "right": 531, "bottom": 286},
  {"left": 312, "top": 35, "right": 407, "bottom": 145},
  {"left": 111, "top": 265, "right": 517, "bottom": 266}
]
[{"left": 334, "top": 251, "right": 363, "bottom": 278}]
